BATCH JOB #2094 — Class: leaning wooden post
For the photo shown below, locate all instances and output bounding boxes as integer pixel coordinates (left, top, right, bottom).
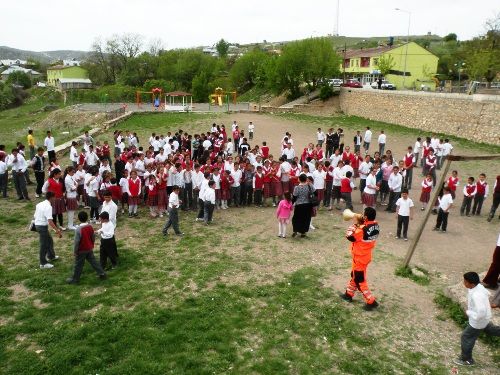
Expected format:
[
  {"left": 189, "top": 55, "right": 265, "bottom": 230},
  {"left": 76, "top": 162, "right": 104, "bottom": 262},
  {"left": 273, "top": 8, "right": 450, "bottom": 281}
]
[{"left": 402, "top": 157, "right": 453, "bottom": 267}]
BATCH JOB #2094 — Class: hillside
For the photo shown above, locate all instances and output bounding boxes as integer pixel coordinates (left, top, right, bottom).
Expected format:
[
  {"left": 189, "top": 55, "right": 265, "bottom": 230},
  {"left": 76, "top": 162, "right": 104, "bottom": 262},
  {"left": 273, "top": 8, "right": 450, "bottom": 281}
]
[{"left": 0, "top": 46, "right": 89, "bottom": 63}]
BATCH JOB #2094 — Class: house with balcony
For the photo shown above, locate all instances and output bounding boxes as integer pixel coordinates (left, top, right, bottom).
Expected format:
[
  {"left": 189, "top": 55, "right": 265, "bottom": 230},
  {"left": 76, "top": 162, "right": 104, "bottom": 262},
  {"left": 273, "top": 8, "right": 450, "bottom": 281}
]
[{"left": 340, "top": 42, "right": 439, "bottom": 90}]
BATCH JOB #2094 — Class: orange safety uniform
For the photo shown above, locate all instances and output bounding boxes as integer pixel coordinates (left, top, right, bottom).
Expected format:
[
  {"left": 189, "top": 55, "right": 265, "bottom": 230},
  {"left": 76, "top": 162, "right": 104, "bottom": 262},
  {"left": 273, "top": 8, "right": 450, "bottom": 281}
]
[{"left": 345, "top": 220, "right": 380, "bottom": 304}]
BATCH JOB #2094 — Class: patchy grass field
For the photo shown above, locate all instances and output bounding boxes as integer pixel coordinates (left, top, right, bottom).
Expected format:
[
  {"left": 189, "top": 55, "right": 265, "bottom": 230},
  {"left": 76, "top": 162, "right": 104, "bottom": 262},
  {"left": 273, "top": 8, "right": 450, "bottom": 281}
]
[{"left": 1, "top": 112, "right": 498, "bottom": 374}]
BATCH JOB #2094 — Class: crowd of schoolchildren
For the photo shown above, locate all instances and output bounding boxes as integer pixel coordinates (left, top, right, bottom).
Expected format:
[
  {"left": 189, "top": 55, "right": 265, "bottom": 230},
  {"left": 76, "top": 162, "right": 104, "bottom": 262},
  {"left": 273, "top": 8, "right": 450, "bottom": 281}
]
[{"left": 1, "top": 121, "right": 499, "bottom": 283}]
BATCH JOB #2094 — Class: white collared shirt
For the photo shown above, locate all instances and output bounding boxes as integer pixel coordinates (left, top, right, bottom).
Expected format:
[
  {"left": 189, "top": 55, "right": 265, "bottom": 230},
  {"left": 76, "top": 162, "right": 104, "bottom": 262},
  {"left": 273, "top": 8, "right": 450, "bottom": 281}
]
[
  {"left": 98, "top": 221, "right": 115, "bottom": 239},
  {"left": 44, "top": 136, "right": 55, "bottom": 151},
  {"left": 168, "top": 191, "right": 180, "bottom": 208},
  {"left": 101, "top": 200, "right": 118, "bottom": 226},
  {"left": 34, "top": 200, "right": 53, "bottom": 226},
  {"left": 7, "top": 154, "right": 27, "bottom": 172},
  {"left": 203, "top": 187, "right": 216, "bottom": 204},
  {"left": 466, "top": 284, "right": 492, "bottom": 329}
]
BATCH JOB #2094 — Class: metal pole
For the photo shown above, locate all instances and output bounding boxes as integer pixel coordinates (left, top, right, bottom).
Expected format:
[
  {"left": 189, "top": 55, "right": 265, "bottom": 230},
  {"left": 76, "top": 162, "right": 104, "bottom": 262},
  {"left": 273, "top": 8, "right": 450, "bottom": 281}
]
[
  {"left": 402, "top": 157, "right": 452, "bottom": 267},
  {"left": 403, "top": 12, "right": 410, "bottom": 89},
  {"left": 458, "top": 65, "right": 461, "bottom": 93},
  {"left": 343, "top": 42, "right": 346, "bottom": 82}
]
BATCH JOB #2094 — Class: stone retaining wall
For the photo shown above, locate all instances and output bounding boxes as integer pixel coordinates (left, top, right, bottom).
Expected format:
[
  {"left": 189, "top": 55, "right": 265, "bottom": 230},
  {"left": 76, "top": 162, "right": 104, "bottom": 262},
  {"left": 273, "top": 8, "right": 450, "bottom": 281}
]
[
  {"left": 53, "top": 111, "right": 134, "bottom": 159},
  {"left": 339, "top": 89, "right": 500, "bottom": 145}
]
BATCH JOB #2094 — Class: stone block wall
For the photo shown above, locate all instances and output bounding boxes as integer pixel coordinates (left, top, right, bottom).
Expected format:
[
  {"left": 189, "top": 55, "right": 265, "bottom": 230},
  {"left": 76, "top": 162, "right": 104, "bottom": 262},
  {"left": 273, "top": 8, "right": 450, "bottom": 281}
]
[{"left": 339, "top": 89, "right": 500, "bottom": 145}]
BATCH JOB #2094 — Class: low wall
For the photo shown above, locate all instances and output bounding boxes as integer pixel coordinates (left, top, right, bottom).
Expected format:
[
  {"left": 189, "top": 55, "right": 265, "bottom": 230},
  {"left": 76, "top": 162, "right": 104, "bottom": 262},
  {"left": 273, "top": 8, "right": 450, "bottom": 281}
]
[
  {"left": 53, "top": 111, "right": 134, "bottom": 159},
  {"left": 339, "top": 89, "right": 500, "bottom": 145}
]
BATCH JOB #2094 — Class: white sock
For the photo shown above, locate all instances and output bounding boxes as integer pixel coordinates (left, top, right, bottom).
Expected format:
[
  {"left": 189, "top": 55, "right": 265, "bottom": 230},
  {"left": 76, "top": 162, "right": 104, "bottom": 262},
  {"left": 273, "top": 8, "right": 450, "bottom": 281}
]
[
  {"left": 278, "top": 222, "right": 282, "bottom": 236},
  {"left": 67, "top": 211, "right": 74, "bottom": 227},
  {"left": 282, "top": 223, "right": 287, "bottom": 237}
]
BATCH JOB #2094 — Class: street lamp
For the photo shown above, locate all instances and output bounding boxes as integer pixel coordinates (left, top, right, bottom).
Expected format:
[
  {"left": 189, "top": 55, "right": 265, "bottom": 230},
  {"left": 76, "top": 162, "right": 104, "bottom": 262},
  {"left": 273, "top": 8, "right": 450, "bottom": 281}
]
[
  {"left": 454, "top": 61, "right": 466, "bottom": 93},
  {"left": 395, "top": 8, "right": 411, "bottom": 89}
]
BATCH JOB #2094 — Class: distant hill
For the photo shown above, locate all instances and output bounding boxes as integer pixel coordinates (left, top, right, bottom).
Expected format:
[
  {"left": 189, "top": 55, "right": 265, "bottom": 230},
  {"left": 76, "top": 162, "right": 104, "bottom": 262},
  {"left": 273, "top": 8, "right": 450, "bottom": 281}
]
[{"left": 0, "top": 46, "right": 90, "bottom": 63}]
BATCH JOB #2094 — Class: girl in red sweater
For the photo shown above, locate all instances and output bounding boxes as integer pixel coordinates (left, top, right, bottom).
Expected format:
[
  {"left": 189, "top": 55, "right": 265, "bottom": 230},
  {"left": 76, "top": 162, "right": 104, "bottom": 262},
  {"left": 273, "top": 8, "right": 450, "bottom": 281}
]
[
  {"left": 128, "top": 170, "right": 141, "bottom": 217},
  {"left": 43, "top": 168, "right": 66, "bottom": 230}
]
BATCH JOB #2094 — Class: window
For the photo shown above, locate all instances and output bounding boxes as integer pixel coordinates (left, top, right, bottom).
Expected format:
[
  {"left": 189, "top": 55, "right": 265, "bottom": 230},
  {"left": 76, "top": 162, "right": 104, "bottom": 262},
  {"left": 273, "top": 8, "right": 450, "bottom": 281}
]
[
  {"left": 344, "top": 59, "right": 350, "bottom": 68},
  {"left": 361, "top": 57, "right": 370, "bottom": 67}
]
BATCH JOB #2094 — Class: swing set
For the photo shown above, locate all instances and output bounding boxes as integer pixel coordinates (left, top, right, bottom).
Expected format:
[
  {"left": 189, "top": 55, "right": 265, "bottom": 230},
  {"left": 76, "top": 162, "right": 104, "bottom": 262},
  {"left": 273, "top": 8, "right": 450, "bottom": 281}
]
[{"left": 135, "top": 87, "right": 163, "bottom": 110}]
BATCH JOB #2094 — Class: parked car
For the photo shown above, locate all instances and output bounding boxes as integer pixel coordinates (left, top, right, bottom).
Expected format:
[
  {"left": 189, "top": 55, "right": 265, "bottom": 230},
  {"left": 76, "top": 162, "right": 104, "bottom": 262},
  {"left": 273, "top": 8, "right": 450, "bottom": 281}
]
[
  {"left": 371, "top": 80, "right": 396, "bottom": 90},
  {"left": 328, "top": 78, "right": 343, "bottom": 87},
  {"left": 342, "top": 79, "right": 362, "bottom": 88}
]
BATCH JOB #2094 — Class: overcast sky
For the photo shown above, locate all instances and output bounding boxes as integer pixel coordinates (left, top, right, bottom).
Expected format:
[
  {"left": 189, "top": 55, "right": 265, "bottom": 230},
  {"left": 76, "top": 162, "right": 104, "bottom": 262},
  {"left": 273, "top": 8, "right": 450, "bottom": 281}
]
[{"left": 3, "top": 0, "right": 498, "bottom": 51}]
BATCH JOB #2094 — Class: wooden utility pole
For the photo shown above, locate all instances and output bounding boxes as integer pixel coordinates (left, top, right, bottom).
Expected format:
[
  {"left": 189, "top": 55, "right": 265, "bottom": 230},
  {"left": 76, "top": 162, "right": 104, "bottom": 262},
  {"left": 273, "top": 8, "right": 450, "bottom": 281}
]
[{"left": 402, "top": 154, "right": 500, "bottom": 267}]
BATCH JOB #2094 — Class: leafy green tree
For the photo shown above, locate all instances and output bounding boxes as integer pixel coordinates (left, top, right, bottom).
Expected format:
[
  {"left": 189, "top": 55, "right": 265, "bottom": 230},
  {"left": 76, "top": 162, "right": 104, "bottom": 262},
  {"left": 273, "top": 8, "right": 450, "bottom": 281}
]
[
  {"left": 216, "top": 39, "right": 230, "bottom": 58},
  {"left": 229, "top": 49, "right": 270, "bottom": 91},
  {"left": 192, "top": 71, "right": 210, "bottom": 102},
  {"left": 377, "top": 54, "right": 395, "bottom": 76},
  {"left": 0, "top": 81, "right": 15, "bottom": 110},
  {"left": 463, "top": 14, "right": 500, "bottom": 86},
  {"left": 443, "top": 33, "right": 458, "bottom": 42},
  {"left": 302, "top": 38, "right": 341, "bottom": 90},
  {"left": 6, "top": 71, "right": 32, "bottom": 89}
]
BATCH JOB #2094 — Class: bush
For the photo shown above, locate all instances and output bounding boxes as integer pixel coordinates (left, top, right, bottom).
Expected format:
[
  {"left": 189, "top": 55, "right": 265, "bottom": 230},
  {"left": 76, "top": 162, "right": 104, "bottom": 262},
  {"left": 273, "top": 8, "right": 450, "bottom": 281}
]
[
  {"left": 6, "top": 71, "right": 32, "bottom": 89},
  {"left": 66, "top": 84, "right": 137, "bottom": 103},
  {"left": 319, "top": 85, "right": 334, "bottom": 101}
]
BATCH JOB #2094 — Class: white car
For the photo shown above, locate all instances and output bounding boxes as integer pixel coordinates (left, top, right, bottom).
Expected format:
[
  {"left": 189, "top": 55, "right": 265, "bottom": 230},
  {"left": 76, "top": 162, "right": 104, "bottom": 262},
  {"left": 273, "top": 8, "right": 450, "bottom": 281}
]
[
  {"left": 371, "top": 80, "right": 396, "bottom": 90},
  {"left": 329, "top": 79, "right": 343, "bottom": 87}
]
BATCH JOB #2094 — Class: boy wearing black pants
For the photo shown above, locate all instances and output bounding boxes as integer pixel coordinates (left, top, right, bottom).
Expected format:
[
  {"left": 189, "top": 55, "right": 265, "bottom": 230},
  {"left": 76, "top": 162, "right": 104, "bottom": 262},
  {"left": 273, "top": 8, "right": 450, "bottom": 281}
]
[
  {"left": 434, "top": 187, "right": 453, "bottom": 232},
  {"left": 67, "top": 211, "right": 107, "bottom": 284},
  {"left": 460, "top": 177, "right": 476, "bottom": 217},
  {"left": 97, "top": 211, "right": 118, "bottom": 270}
]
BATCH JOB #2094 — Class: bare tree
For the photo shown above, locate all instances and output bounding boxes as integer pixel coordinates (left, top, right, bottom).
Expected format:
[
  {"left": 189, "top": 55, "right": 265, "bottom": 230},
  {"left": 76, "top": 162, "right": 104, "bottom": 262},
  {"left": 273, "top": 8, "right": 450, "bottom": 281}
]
[{"left": 148, "top": 38, "right": 165, "bottom": 56}]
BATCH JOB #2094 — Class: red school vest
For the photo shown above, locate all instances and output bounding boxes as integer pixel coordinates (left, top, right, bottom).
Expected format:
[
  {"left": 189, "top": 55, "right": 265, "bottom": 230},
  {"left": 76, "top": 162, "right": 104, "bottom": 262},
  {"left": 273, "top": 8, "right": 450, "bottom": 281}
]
[
  {"left": 465, "top": 185, "right": 475, "bottom": 196},
  {"left": 254, "top": 173, "right": 264, "bottom": 189},
  {"left": 404, "top": 153, "right": 413, "bottom": 168},
  {"left": 48, "top": 178, "right": 64, "bottom": 198},
  {"left": 447, "top": 177, "right": 458, "bottom": 191},
  {"left": 261, "top": 146, "right": 269, "bottom": 159},
  {"left": 128, "top": 178, "right": 141, "bottom": 197},
  {"left": 340, "top": 178, "right": 352, "bottom": 193},
  {"left": 475, "top": 181, "right": 487, "bottom": 195}
]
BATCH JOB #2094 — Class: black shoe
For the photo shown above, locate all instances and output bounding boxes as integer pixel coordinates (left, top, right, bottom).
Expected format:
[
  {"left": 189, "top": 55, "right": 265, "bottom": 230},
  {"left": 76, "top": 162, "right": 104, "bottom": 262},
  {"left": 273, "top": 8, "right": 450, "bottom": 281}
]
[
  {"left": 340, "top": 293, "right": 353, "bottom": 302},
  {"left": 162, "top": 231, "right": 168, "bottom": 236},
  {"left": 17, "top": 197, "right": 24, "bottom": 200},
  {"left": 66, "top": 278, "right": 78, "bottom": 284},
  {"left": 292, "top": 232, "right": 297, "bottom": 237},
  {"left": 99, "top": 274, "right": 107, "bottom": 280},
  {"left": 300, "top": 234, "right": 307, "bottom": 238},
  {"left": 363, "top": 301, "right": 379, "bottom": 311},
  {"left": 487, "top": 215, "right": 493, "bottom": 222}
]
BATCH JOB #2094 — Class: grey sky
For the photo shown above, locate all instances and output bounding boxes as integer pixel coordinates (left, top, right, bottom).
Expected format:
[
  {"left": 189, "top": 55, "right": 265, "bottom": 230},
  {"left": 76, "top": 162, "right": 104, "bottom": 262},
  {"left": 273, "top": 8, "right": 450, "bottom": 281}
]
[{"left": 3, "top": 0, "right": 498, "bottom": 51}]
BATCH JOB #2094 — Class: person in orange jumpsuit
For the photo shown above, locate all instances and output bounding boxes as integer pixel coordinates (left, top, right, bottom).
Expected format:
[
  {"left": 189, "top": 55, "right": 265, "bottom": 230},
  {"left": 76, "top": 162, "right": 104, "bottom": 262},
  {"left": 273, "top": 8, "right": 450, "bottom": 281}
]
[{"left": 341, "top": 207, "right": 380, "bottom": 310}]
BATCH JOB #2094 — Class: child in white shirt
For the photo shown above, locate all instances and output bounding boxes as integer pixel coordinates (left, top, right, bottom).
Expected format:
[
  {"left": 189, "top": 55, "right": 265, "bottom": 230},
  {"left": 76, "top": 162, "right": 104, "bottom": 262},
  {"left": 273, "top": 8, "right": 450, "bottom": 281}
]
[{"left": 395, "top": 189, "right": 414, "bottom": 240}]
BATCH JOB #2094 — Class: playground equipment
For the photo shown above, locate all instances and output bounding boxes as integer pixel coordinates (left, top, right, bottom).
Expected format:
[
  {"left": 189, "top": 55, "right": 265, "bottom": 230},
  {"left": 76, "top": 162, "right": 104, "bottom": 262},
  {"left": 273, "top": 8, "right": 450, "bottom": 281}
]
[
  {"left": 135, "top": 88, "right": 163, "bottom": 109},
  {"left": 164, "top": 91, "right": 193, "bottom": 112},
  {"left": 209, "top": 87, "right": 237, "bottom": 108}
]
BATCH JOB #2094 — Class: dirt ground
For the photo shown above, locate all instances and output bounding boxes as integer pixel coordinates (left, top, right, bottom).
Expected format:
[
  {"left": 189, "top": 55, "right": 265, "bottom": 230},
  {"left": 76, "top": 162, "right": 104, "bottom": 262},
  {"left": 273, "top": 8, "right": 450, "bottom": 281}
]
[{"left": 14, "top": 111, "right": 499, "bottom": 372}]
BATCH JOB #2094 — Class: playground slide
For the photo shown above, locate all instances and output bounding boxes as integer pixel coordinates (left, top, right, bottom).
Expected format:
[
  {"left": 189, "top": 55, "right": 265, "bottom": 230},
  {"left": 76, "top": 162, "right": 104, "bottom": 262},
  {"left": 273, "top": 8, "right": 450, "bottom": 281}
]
[{"left": 217, "top": 96, "right": 223, "bottom": 106}]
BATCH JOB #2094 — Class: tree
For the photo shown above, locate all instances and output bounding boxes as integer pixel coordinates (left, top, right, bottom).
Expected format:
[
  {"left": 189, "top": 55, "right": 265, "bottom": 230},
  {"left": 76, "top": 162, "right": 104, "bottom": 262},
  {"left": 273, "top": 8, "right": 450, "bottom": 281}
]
[
  {"left": 6, "top": 71, "right": 32, "bottom": 89},
  {"left": 377, "top": 54, "right": 395, "bottom": 76},
  {"left": 443, "top": 33, "right": 458, "bottom": 42},
  {"left": 216, "top": 39, "right": 230, "bottom": 58},
  {"left": 229, "top": 49, "right": 270, "bottom": 91},
  {"left": 463, "top": 13, "right": 500, "bottom": 86},
  {"left": 267, "top": 38, "right": 341, "bottom": 99},
  {"left": 192, "top": 71, "right": 210, "bottom": 102}
]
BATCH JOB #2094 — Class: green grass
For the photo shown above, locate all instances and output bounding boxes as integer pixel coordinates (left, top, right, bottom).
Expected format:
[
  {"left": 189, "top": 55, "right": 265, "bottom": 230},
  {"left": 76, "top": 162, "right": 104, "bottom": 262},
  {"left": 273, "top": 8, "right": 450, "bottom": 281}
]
[
  {"left": 0, "top": 91, "right": 63, "bottom": 150},
  {"left": 274, "top": 113, "right": 500, "bottom": 154},
  {"left": 237, "top": 86, "right": 272, "bottom": 103},
  {"left": 395, "top": 266, "right": 431, "bottom": 286},
  {"left": 434, "top": 293, "right": 500, "bottom": 363},
  {"left": 2, "top": 111, "right": 499, "bottom": 374}
]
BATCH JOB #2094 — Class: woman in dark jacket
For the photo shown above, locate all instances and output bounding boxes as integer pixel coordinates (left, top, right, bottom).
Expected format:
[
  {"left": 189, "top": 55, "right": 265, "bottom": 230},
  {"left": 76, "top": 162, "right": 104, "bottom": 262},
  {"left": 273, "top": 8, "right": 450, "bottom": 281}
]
[{"left": 292, "top": 174, "right": 315, "bottom": 238}]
